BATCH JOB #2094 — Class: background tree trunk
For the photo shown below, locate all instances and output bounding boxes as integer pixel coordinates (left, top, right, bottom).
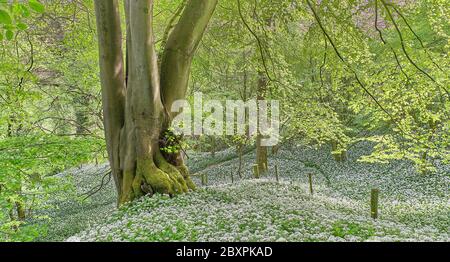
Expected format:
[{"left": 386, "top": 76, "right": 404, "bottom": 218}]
[
  {"left": 74, "top": 94, "right": 90, "bottom": 135},
  {"left": 256, "top": 71, "right": 268, "bottom": 173},
  {"left": 237, "top": 144, "right": 243, "bottom": 178}
]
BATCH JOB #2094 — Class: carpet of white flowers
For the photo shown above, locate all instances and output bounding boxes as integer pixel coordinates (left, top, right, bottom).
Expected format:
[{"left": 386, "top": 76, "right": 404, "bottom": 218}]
[
  {"left": 62, "top": 142, "right": 449, "bottom": 242},
  {"left": 31, "top": 163, "right": 117, "bottom": 241}
]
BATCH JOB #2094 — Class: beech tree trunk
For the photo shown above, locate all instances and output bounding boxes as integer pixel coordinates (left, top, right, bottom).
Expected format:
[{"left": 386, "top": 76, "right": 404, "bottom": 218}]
[{"left": 94, "top": 0, "right": 217, "bottom": 205}]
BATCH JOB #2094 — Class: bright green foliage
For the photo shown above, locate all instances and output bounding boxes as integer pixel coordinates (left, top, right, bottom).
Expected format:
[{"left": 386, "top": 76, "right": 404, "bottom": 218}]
[
  {"left": 0, "top": 135, "right": 105, "bottom": 241},
  {"left": 190, "top": 0, "right": 449, "bottom": 173},
  {"left": 0, "top": 0, "right": 448, "bottom": 242},
  {"left": 0, "top": 0, "right": 44, "bottom": 40},
  {"left": 0, "top": 0, "right": 105, "bottom": 241},
  {"left": 160, "top": 128, "right": 188, "bottom": 155}
]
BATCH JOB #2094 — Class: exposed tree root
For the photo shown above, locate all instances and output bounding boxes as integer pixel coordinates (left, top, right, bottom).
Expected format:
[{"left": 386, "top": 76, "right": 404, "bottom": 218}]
[
  {"left": 118, "top": 150, "right": 196, "bottom": 206},
  {"left": 155, "top": 150, "right": 188, "bottom": 193}
]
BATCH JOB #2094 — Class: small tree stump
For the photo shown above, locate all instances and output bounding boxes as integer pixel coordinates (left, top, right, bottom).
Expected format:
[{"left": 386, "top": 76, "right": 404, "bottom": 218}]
[
  {"left": 253, "top": 164, "right": 260, "bottom": 179},
  {"left": 371, "top": 188, "right": 379, "bottom": 219},
  {"left": 275, "top": 165, "right": 279, "bottom": 182},
  {"left": 308, "top": 173, "right": 313, "bottom": 195}
]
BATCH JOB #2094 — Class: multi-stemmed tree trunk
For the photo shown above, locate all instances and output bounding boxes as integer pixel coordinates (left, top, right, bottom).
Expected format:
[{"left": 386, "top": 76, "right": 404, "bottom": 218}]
[{"left": 94, "top": 0, "right": 217, "bottom": 205}]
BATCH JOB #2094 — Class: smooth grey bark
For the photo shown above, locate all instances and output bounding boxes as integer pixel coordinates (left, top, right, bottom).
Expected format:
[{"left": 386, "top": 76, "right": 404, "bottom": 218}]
[
  {"left": 94, "top": 0, "right": 126, "bottom": 200},
  {"left": 160, "top": 0, "right": 218, "bottom": 119},
  {"left": 95, "top": 0, "right": 217, "bottom": 205}
]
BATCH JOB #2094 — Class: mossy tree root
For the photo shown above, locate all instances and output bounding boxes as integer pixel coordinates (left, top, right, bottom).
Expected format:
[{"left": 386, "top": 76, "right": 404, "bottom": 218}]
[{"left": 118, "top": 150, "right": 196, "bottom": 206}]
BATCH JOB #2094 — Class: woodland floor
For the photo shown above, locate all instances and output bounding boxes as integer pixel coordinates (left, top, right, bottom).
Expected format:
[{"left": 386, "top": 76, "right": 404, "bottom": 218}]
[{"left": 32, "top": 142, "right": 449, "bottom": 242}]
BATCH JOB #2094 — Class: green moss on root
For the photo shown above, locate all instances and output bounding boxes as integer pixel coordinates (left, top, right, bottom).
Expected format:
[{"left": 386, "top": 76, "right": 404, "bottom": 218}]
[{"left": 155, "top": 151, "right": 188, "bottom": 193}]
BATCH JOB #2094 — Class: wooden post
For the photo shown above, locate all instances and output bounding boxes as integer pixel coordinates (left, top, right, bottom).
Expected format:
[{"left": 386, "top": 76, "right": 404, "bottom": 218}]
[
  {"left": 231, "top": 169, "right": 234, "bottom": 183},
  {"left": 275, "top": 164, "right": 279, "bottom": 182},
  {"left": 371, "top": 188, "right": 379, "bottom": 219},
  {"left": 201, "top": 173, "right": 208, "bottom": 186},
  {"left": 308, "top": 173, "right": 313, "bottom": 195},
  {"left": 253, "top": 164, "right": 259, "bottom": 179}
]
